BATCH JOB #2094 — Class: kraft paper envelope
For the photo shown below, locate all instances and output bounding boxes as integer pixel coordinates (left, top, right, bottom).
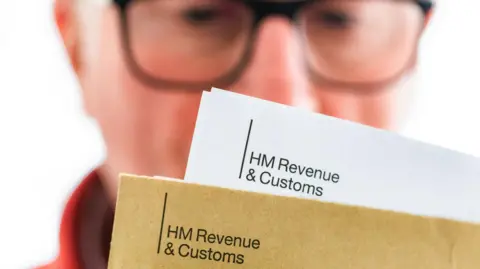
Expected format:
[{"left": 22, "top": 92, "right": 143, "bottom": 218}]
[{"left": 108, "top": 174, "right": 480, "bottom": 269}]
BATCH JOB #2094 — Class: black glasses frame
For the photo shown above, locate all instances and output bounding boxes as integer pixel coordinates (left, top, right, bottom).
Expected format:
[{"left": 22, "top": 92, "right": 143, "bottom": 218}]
[{"left": 113, "top": 0, "right": 434, "bottom": 92}]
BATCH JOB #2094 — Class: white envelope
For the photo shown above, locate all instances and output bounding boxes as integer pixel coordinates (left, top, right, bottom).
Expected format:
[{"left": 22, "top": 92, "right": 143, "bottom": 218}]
[{"left": 185, "top": 88, "right": 480, "bottom": 223}]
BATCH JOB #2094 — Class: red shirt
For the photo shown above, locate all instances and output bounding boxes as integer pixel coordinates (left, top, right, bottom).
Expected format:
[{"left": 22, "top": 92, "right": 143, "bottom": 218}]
[{"left": 36, "top": 170, "right": 113, "bottom": 269}]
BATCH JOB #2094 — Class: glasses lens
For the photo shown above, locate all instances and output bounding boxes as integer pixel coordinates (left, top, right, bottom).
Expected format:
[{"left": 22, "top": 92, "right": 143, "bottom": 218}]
[
  {"left": 126, "top": 0, "right": 253, "bottom": 82},
  {"left": 299, "top": 0, "right": 424, "bottom": 84}
]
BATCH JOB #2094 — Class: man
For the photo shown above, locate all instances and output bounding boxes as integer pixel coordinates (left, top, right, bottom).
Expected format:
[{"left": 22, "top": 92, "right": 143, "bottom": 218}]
[{"left": 39, "top": 0, "right": 433, "bottom": 268}]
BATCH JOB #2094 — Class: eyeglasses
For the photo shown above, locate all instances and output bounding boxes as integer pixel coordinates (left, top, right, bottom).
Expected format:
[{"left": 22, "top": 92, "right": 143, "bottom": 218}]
[{"left": 113, "top": 0, "right": 433, "bottom": 92}]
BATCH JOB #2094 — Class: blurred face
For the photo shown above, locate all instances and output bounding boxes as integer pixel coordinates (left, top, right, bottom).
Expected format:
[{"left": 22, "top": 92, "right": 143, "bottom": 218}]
[{"left": 56, "top": 0, "right": 431, "bottom": 195}]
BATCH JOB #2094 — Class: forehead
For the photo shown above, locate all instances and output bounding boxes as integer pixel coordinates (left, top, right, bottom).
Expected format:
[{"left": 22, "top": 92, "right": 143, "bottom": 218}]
[
  {"left": 82, "top": 0, "right": 435, "bottom": 12},
  {"left": 86, "top": 0, "right": 109, "bottom": 6},
  {"left": 85, "top": 0, "right": 345, "bottom": 6}
]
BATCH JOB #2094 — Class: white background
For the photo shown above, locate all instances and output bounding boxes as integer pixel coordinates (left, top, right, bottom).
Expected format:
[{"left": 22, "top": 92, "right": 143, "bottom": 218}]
[{"left": 1, "top": 0, "right": 480, "bottom": 268}]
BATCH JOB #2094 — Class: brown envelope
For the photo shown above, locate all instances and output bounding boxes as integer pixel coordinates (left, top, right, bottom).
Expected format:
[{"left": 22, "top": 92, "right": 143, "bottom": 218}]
[{"left": 108, "top": 174, "right": 480, "bottom": 268}]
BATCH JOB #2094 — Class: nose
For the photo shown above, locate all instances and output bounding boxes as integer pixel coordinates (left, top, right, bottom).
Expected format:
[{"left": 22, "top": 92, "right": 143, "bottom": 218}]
[{"left": 231, "top": 16, "right": 315, "bottom": 110}]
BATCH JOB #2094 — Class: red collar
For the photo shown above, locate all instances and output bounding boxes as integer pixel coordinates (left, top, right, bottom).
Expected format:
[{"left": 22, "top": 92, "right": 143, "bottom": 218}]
[
  {"left": 40, "top": 168, "right": 114, "bottom": 269},
  {"left": 57, "top": 170, "right": 102, "bottom": 269}
]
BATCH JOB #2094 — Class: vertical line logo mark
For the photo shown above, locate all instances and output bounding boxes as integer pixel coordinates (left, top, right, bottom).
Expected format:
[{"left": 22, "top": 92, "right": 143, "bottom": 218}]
[
  {"left": 157, "top": 192, "right": 168, "bottom": 254},
  {"left": 239, "top": 119, "right": 253, "bottom": 179}
]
